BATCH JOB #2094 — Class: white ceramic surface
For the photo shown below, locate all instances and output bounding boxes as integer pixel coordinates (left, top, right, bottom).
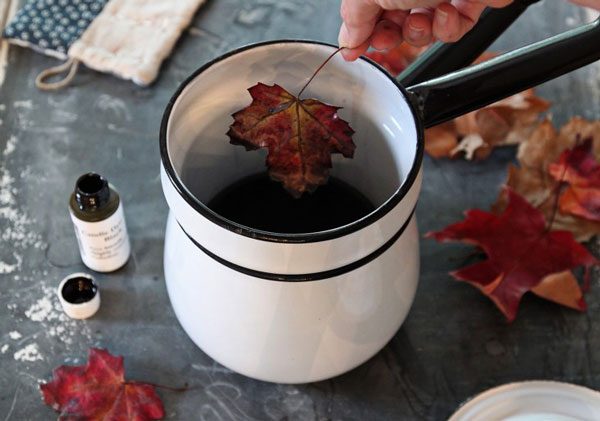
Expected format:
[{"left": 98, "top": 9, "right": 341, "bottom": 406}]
[
  {"left": 449, "top": 381, "right": 600, "bottom": 421},
  {"left": 162, "top": 41, "right": 422, "bottom": 274},
  {"left": 160, "top": 41, "right": 423, "bottom": 383},
  {"left": 164, "top": 211, "right": 420, "bottom": 383}
]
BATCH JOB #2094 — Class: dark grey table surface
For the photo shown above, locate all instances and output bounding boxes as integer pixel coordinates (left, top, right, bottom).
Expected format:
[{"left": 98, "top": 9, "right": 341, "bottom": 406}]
[{"left": 1, "top": 1, "right": 599, "bottom": 419}]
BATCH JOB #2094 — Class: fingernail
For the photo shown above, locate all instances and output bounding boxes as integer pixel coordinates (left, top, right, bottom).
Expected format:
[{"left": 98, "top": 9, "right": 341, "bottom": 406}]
[
  {"left": 408, "top": 23, "right": 424, "bottom": 41},
  {"left": 338, "top": 23, "right": 350, "bottom": 48},
  {"left": 436, "top": 9, "right": 448, "bottom": 25}
]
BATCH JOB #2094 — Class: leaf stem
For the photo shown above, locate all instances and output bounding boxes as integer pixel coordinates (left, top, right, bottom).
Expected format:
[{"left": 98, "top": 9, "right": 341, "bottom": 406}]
[
  {"left": 546, "top": 179, "right": 566, "bottom": 233},
  {"left": 125, "top": 380, "right": 190, "bottom": 392},
  {"left": 545, "top": 134, "right": 581, "bottom": 232},
  {"left": 297, "top": 47, "right": 344, "bottom": 99}
]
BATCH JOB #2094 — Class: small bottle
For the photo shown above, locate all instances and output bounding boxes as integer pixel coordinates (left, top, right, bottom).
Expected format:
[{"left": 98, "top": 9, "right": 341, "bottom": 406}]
[{"left": 69, "top": 173, "right": 131, "bottom": 272}]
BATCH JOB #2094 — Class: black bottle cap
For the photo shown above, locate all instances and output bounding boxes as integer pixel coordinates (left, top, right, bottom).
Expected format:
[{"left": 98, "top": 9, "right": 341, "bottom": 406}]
[
  {"left": 74, "top": 173, "right": 110, "bottom": 211},
  {"left": 57, "top": 273, "right": 100, "bottom": 319}
]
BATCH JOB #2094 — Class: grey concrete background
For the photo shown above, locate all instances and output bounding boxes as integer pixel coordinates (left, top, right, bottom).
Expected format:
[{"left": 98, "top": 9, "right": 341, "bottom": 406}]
[{"left": 1, "top": 0, "right": 599, "bottom": 419}]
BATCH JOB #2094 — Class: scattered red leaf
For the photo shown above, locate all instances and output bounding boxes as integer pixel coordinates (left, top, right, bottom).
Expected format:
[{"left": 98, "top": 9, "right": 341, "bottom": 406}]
[
  {"left": 227, "top": 82, "right": 355, "bottom": 197},
  {"left": 40, "top": 348, "right": 164, "bottom": 421},
  {"left": 366, "top": 46, "right": 549, "bottom": 159},
  {"left": 428, "top": 188, "right": 598, "bottom": 322},
  {"left": 549, "top": 138, "right": 600, "bottom": 221},
  {"left": 558, "top": 187, "right": 600, "bottom": 222}
]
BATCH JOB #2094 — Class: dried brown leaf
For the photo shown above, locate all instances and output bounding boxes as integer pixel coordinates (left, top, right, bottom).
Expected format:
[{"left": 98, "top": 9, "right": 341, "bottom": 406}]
[
  {"left": 425, "top": 89, "right": 550, "bottom": 160},
  {"left": 495, "top": 117, "right": 600, "bottom": 241}
]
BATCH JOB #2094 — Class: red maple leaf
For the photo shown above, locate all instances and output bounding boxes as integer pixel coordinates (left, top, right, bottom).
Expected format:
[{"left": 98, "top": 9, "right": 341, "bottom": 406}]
[
  {"left": 427, "top": 189, "right": 598, "bottom": 321},
  {"left": 549, "top": 137, "right": 600, "bottom": 221},
  {"left": 40, "top": 348, "right": 164, "bottom": 420},
  {"left": 227, "top": 83, "right": 355, "bottom": 197}
]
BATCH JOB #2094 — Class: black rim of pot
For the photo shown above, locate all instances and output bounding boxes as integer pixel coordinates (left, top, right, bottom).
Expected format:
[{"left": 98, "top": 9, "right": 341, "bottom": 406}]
[{"left": 159, "top": 39, "right": 424, "bottom": 244}]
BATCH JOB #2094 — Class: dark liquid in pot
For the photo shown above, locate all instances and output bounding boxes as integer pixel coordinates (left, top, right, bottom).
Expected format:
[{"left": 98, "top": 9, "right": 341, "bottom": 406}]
[{"left": 207, "top": 173, "right": 375, "bottom": 234}]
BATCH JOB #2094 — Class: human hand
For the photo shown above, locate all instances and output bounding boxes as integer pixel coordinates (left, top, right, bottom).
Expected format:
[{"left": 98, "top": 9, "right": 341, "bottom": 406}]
[
  {"left": 569, "top": 0, "right": 600, "bottom": 8},
  {"left": 338, "top": 0, "right": 514, "bottom": 61}
]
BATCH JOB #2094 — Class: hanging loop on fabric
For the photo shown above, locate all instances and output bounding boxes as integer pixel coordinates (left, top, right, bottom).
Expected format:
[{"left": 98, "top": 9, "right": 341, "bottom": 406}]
[{"left": 35, "top": 58, "right": 80, "bottom": 91}]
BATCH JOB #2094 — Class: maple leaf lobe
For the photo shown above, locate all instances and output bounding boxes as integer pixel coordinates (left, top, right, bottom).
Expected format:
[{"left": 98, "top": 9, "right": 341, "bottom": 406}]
[
  {"left": 496, "top": 118, "right": 600, "bottom": 242},
  {"left": 228, "top": 83, "right": 355, "bottom": 197},
  {"left": 549, "top": 137, "right": 600, "bottom": 222},
  {"left": 40, "top": 348, "right": 164, "bottom": 421},
  {"left": 428, "top": 189, "right": 598, "bottom": 322}
]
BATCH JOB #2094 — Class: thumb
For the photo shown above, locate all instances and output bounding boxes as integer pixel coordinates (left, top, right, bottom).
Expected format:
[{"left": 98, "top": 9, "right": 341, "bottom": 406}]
[
  {"left": 338, "top": 0, "right": 382, "bottom": 48},
  {"left": 338, "top": 0, "right": 446, "bottom": 48}
]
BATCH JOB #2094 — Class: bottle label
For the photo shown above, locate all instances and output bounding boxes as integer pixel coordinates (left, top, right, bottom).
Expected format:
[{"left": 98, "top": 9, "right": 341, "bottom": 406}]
[{"left": 70, "top": 203, "right": 131, "bottom": 272}]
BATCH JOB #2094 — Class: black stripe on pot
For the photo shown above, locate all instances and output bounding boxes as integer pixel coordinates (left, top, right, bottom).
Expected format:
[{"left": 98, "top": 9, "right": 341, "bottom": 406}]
[
  {"left": 177, "top": 207, "right": 416, "bottom": 282},
  {"left": 160, "top": 39, "right": 424, "bottom": 244}
]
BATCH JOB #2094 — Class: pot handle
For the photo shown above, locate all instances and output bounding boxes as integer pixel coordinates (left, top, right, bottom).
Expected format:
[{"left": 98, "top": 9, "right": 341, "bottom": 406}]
[
  {"left": 407, "top": 18, "right": 600, "bottom": 129},
  {"left": 398, "top": 0, "right": 541, "bottom": 86}
]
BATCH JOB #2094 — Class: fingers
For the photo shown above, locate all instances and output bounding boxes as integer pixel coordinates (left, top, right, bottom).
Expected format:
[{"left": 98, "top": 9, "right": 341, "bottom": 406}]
[
  {"left": 338, "top": 0, "right": 382, "bottom": 48},
  {"left": 339, "top": 0, "right": 516, "bottom": 62},
  {"left": 371, "top": 19, "right": 405, "bottom": 50},
  {"left": 376, "top": 0, "right": 444, "bottom": 9},
  {"left": 452, "top": 0, "right": 514, "bottom": 21},
  {"left": 482, "top": 0, "right": 514, "bottom": 6},
  {"left": 569, "top": 0, "right": 600, "bottom": 10},
  {"left": 340, "top": 40, "right": 371, "bottom": 61},
  {"left": 340, "top": 4, "right": 410, "bottom": 61},
  {"left": 432, "top": 0, "right": 512, "bottom": 43},
  {"left": 382, "top": 8, "right": 411, "bottom": 26},
  {"left": 432, "top": 1, "right": 480, "bottom": 42},
  {"left": 403, "top": 10, "right": 434, "bottom": 46}
]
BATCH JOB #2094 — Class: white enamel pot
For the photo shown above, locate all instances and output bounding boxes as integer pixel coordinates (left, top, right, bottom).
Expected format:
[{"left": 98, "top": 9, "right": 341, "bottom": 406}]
[{"left": 160, "top": 22, "right": 600, "bottom": 383}]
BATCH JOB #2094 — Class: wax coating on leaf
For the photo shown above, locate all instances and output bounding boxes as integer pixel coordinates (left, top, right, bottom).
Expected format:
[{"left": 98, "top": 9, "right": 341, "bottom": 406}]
[
  {"left": 227, "top": 83, "right": 355, "bottom": 197},
  {"left": 549, "top": 138, "right": 600, "bottom": 222},
  {"left": 428, "top": 189, "right": 598, "bottom": 322},
  {"left": 40, "top": 348, "right": 165, "bottom": 421},
  {"left": 496, "top": 117, "right": 600, "bottom": 241}
]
